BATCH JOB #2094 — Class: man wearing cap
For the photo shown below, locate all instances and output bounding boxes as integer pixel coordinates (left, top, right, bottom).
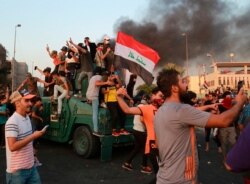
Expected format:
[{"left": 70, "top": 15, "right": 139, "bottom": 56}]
[{"left": 5, "top": 90, "right": 46, "bottom": 184}]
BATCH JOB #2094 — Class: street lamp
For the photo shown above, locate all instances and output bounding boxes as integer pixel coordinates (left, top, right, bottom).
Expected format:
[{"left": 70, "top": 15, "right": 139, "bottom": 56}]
[
  {"left": 12, "top": 24, "right": 21, "bottom": 92},
  {"left": 13, "top": 24, "right": 21, "bottom": 60},
  {"left": 229, "top": 53, "right": 234, "bottom": 62},
  {"left": 182, "top": 33, "right": 189, "bottom": 76}
]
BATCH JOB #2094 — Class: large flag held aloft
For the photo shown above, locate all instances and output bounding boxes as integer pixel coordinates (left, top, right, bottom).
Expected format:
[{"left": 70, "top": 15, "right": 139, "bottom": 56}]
[{"left": 114, "top": 32, "right": 160, "bottom": 85}]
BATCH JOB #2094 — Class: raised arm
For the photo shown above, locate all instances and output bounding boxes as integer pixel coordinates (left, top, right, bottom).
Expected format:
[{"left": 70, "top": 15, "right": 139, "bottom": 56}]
[
  {"left": 35, "top": 66, "right": 44, "bottom": 75},
  {"left": 206, "top": 88, "right": 247, "bottom": 128},
  {"left": 16, "top": 78, "right": 28, "bottom": 91},
  {"left": 69, "top": 38, "right": 87, "bottom": 54},
  {"left": 46, "top": 44, "right": 53, "bottom": 58},
  {"left": 116, "top": 87, "right": 141, "bottom": 115}
]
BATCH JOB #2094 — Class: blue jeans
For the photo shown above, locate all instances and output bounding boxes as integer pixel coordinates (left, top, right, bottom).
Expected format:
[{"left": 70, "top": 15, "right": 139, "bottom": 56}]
[
  {"left": 92, "top": 99, "right": 99, "bottom": 132},
  {"left": 6, "top": 166, "right": 41, "bottom": 184}
]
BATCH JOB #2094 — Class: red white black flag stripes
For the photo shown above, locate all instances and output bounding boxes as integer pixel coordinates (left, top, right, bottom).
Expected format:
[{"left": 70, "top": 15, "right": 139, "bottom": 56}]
[{"left": 114, "top": 32, "right": 160, "bottom": 85}]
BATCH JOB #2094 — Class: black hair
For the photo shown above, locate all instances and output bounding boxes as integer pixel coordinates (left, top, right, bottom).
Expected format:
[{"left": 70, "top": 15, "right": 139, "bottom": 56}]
[
  {"left": 51, "top": 71, "right": 58, "bottom": 76},
  {"left": 93, "top": 67, "right": 103, "bottom": 75},
  {"left": 35, "top": 96, "right": 42, "bottom": 102},
  {"left": 222, "top": 91, "right": 231, "bottom": 98},
  {"left": 151, "top": 86, "right": 161, "bottom": 95},
  {"left": 182, "top": 91, "right": 197, "bottom": 106},
  {"left": 157, "top": 68, "right": 180, "bottom": 98}
]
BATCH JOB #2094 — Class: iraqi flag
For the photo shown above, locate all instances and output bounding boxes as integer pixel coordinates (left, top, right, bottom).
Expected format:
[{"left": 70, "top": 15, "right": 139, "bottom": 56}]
[{"left": 114, "top": 32, "right": 160, "bottom": 85}]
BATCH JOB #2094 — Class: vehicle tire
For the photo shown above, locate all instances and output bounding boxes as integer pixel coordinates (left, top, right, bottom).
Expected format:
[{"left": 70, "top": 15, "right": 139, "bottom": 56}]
[{"left": 73, "top": 126, "right": 99, "bottom": 158}]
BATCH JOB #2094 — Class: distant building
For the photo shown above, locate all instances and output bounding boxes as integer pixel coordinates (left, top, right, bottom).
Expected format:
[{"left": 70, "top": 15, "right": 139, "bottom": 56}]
[
  {"left": 189, "top": 61, "right": 250, "bottom": 96},
  {"left": 6, "top": 59, "right": 28, "bottom": 92}
]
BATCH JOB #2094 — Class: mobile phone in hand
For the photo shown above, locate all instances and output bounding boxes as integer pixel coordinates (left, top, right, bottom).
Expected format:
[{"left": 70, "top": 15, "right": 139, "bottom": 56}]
[{"left": 42, "top": 125, "right": 49, "bottom": 131}]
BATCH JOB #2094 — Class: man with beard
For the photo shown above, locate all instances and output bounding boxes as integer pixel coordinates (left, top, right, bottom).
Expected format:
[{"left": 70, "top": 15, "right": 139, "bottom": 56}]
[
  {"left": 116, "top": 86, "right": 164, "bottom": 184},
  {"left": 154, "top": 68, "right": 247, "bottom": 184},
  {"left": 5, "top": 89, "right": 47, "bottom": 184}
]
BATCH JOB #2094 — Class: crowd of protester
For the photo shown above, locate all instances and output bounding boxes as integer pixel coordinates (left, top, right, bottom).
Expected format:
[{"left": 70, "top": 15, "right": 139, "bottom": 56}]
[{"left": 0, "top": 35, "right": 250, "bottom": 184}]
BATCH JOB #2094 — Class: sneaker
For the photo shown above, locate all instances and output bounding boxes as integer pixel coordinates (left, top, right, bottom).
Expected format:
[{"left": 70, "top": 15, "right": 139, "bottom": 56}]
[
  {"left": 112, "top": 131, "right": 120, "bottom": 137},
  {"left": 100, "top": 102, "right": 107, "bottom": 108},
  {"left": 92, "top": 131, "right": 104, "bottom": 137},
  {"left": 120, "top": 129, "right": 130, "bottom": 135},
  {"left": 141, "top": 166, "right": 152, "bottom": 174},
  {"left": 122, "top": 162, "right": 133, "bottom": 171}
]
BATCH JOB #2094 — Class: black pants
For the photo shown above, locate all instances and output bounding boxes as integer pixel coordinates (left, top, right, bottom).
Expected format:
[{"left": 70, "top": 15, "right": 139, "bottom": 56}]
[
  {"left": 0, "top": 124, "right": 5, "bottom": 147},
  {"left": 107, "top": 102, "right": 126, "bottom": 130},
  {"left": 126, "top": 130, "right": 148, "bottom": 166},
  {"left": 66, "top": 69, "right": 77, "bottom": 94},
  {"left": 147, "top": 150, "right": 159, "bottom": 184}
]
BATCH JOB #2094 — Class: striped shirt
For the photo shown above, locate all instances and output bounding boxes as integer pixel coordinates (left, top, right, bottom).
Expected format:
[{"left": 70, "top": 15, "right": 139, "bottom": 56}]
[{"left": 5, "top": 112, "right": 34, "bottom": 173}]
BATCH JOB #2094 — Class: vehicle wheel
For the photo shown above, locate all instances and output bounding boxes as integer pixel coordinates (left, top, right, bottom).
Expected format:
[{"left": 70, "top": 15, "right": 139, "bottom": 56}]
[{"left": 73, "top": 126, "right": 99, "bottom": 158}]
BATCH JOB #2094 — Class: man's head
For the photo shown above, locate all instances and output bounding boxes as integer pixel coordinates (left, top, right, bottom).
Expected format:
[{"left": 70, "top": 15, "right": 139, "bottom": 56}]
[
  {"left": 9, "top": 89, "right": 36, "bottom": 113},
  {"left": 61, "top": 46, "right": 68, "bottom": 54},
  {"left": 157, "top": 68, "right": 188, "bottom": 101},
  {"left": 43, "top": 67, "right": 51, "bottom": 76},
  {"left": 34, "top": 96, "right": 42, "bottom": 106},
  {"left": 150, "top": 87, "right": 164, "bottom": 108},
  {"left": 97, "top": 43, "right": 104, "bottom": 51},
  {"left": 26, "top": 72, "right": 32, "bottom": 79},
  {"left": 84, "top": 37, "right": 90, "bottom": 45},
  {"left": 103, "top": 35, "right": 110, "bottom": 45},
  {"left": 51, "top": 50, "right": 58, "bottom": 58}
]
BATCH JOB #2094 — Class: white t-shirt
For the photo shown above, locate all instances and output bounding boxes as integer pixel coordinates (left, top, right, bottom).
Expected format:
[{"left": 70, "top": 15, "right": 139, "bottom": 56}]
[
  {"left": 5, "top": 112, "right": 34, "bottom": 173},
  {"left": 133, "top": 104, "right": 146, "bottom": 132},
  {"left": 86, "top": 75, "right": 102, "bottom": 100}
]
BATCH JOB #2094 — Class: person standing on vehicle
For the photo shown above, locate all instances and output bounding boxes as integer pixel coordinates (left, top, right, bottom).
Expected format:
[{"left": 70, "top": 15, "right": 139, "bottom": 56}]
[
  {"left": 52, "top": 71, "right": 71, "bottom": 118},
  {"left": 5, "top": 89, "right": 47, "bottom": 184},
  {"left": 86, "top": 67, "right": 112, "bottom": 136},
  {"left": 17, "top": 72, "right": 48, "bottom": 97}
]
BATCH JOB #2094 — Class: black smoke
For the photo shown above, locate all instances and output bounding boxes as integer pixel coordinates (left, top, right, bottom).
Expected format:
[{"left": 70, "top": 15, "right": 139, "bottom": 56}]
[{"left": 114, "top": 0, "right": 250, "bottom": 74}]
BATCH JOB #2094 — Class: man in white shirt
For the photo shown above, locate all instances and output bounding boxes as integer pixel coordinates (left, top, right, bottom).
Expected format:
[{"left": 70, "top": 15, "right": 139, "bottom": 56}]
[{"left": 5, "top": 89, "right": 47, "bottom": 184}]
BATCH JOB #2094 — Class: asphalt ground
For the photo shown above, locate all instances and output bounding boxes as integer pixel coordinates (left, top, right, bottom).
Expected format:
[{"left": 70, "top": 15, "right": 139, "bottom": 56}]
[{"left": 0, "top": 128, "right": 244, "bottom": 184}]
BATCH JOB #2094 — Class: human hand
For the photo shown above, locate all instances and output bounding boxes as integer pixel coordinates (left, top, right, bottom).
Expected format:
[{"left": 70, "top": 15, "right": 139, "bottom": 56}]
[
  {"left": 235, "top": 88, "right": 247, "bottom": 106},
  {"left": 33, "top": 130, "right": 46, "bottom": 139},
  {"left": 116, "top": 87, "right": 127, "bottom": 96},
  {"left": 69, "top": 37, "right": 73, "bottom": 44}
]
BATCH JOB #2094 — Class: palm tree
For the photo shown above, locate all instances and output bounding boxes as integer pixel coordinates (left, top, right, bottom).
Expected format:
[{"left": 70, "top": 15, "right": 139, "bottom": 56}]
[{"left": 162, "top": 63, "right": 185, "bottom": 75}]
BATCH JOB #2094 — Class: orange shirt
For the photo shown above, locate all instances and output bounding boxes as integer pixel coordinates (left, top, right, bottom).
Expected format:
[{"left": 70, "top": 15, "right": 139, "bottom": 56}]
[
  {"left": 53, "top": 57, "right": 61, "bottom": 66},
  {"left": 138, "top": 104, "right": 158, "bottom": 154}
]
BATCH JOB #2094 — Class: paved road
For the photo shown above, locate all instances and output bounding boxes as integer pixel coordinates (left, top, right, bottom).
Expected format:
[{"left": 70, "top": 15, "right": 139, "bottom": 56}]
[{"left": 0, "top": 128, "right": 244, "bottom": 184}]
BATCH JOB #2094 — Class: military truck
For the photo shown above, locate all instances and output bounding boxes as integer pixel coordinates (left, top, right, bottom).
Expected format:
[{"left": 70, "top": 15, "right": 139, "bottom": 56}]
[{"left": 41, "top": 95, "right": 134, "bottom": 161}]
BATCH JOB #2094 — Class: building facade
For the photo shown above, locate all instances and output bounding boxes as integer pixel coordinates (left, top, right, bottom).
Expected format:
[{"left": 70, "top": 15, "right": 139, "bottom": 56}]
[
  {"left": 189, "top": 61, "right": 250, "bottom": 96},
  {"left": 6, "top": 59, "right": 28, "bottom": 92}
]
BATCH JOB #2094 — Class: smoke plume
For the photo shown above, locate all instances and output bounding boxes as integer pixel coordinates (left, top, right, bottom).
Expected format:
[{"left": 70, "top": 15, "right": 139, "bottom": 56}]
[{"left": 114, "top": 0, "right": 250, "bottom": 74}]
